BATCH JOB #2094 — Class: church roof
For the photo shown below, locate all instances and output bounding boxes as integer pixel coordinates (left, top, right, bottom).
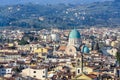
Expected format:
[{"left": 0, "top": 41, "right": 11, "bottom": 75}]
[
  {"left": 69, "top": 29, "right": 81, "bottom": 39},
  {"left": 58, "top": 45, "right": 66, "bottom": 51}
]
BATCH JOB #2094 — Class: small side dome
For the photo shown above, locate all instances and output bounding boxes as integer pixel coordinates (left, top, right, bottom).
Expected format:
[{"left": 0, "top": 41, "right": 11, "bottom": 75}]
[
  {"left": 69, "top": 29, "right": 81, "bottom": 39},
  {"left": 81, "top": 45, "right": 90, "bottom": 53}
]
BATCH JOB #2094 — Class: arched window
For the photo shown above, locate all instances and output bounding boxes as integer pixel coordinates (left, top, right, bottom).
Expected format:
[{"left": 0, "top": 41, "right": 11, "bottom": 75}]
[
  {"left": 77, "top": 59, "right": 80, "bottom": 66},
  {"left": 69, "top": 49, "right": 72, "bottom": 52},
  {"left": 78, "top": 69, "right": 80, "bottom": 73},
  {"left": 77, "top": 59, "right": 80, "bottom": 62}
]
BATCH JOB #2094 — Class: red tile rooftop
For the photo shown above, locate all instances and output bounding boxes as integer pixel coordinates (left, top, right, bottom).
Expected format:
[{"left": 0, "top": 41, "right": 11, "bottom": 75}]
[
  {"left": 0, "top": 66, "right": 13, "bottom": 68},
  {"left": 58, "top": 46, "right": 66, "bottom": 51},
  {"left": 17, "top": 61, "right": 26, "bottom": 64},
  {"left": 30, "top": 42, "right": 39, "bottom": 44},
  {"left": 5, "top": 53, "right": 20, "bottom": 55},
  {"left": 100, "top": 68, "right": 109, "bottom": 70},
  {"left": 116, "top": 67, "right": 120, "bottom": 69},
  {"left": 90, "top": 72, "right": 102, "bottom": 75},
  {"left": 2, "top": 77, "right": 15, "bottom": 80},
  {"left": 30, "top": 65, "right": 49, "bottom": 69},
  {"left": 0, "top": 62, "right": 8, "bottom": 64},
  {"left": 85, "top": 66, "right": 97, "bottom": 69},
  {"left": 87, "top": 74, "right": 97, "bottom": 79},
  {"left": 0, "top": 52, "right": 18, "bottom": 54}
]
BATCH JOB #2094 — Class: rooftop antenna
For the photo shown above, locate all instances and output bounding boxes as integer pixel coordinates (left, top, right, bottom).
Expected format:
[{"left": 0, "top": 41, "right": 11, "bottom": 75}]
[
  {"left": 80, "top": 45, "right": 84, "bottom": 73},
  {"left": 74, "top": 26, "right": 75, "bottom": 29},
  {"left": 50, "top": 26, "right": 52, "bottom": 34}
]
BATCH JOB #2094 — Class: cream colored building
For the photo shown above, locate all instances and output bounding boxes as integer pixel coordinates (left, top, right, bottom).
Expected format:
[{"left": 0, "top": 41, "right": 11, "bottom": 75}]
[
  {"left": 0, "top": 49, "right": 18, "bottom": 53},
  {"left": 83, "top": 66, "right": 95, "bottom": 74},
  {"left": 0, "top": 54, "right": 21, "bottom": 62},
  {"left": 107, "top": 48, "right": 118, "bottom": 56},
  {"left": 20, "top": 67, "right": 48, "bottom": 80},
  {"left": 17, "top": 45, "right": 31, "bottom": 51},
  {"left": 17, "top": 44, "right": 41, "bottom": 52}
]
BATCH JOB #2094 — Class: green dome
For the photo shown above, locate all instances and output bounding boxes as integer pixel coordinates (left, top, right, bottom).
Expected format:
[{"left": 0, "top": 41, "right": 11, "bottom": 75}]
[
  {"left": 81, "top": 45, "right": 90, "bottom": 53},
  {"left": 69, "top": 29, "right": 81, "bottom": 39}
]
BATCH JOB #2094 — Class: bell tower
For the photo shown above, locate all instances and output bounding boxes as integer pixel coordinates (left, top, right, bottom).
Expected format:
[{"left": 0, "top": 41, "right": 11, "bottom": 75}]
[{"left": 75, "top": 53, "right": 83, "bottom": 75}]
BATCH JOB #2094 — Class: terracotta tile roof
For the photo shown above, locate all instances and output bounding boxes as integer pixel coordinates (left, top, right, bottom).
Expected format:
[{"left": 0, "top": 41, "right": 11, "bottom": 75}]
[
  {"left": 87, "top": 74, "right": 97, "bottom": 79},
  {"left": 116, "top": 67, "right": 120, "bottom": 69},
  {"left": 58, "top": 46, "right": 66, "bottom": 51},
  {"left": 90, "top": 72, "right": 101, "bottom": 75},
  {"left": 2, "top": 77, "right": 15, "bottom": 80},
  {"left": 30, "top": 65, "right": 49, "bottom": 69},
  {"left": 30, "top": 42, "right": 39, "bottom": 44},
  {"left": 85, "top": 66, "right": 97, "bottom": 69},
  {"left": 45, "top": 46, "right": 52, "bottom": 50},
  {"left": 0, "top": 62, "right": 8, "bottom": 64}
]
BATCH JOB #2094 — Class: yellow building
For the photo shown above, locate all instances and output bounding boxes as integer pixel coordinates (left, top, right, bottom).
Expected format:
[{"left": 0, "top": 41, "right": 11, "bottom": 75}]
[
  {"left": 8, "top": 43, "right": 14, "bottom": 47},
  {"left": 83, "top": 66, "right": 95, "bottom": 74},
  {"left": 111, "top": 41, "right": 116, "bottom": 47},
  {"left": 34, "top": 48, "right": 48, "bottom": 53}
]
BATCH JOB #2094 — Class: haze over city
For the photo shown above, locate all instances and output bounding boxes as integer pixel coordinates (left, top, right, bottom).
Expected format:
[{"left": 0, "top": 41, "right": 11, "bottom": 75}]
[{"left": 0, "top": 0, "right": 119, "bottom": 80}]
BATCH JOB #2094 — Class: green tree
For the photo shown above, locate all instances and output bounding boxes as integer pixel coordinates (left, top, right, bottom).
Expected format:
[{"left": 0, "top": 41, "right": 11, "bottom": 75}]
[
  {"left": 18, "top": 39, "right": 29, "bottom": 45},
  {"left": 116, "top": 52, "right": 120, "bottom": 66}
]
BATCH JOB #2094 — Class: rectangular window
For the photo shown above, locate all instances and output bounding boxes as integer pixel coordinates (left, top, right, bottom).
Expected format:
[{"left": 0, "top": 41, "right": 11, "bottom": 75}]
[
  {"left": 78, "top": 69, "right": 80, "bottom": 73},
  {"left": 42, "top": 76, "right": 45, "bottom": 78},
  {"left": 33, "top": 71, "right": 36, "bottom": 73}
]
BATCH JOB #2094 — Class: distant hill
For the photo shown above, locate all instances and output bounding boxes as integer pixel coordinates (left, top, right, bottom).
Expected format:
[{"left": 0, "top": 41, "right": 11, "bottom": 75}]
[
  {"left": 0, "top": 0, "right": 119, "bottom": 29},
  {"left": 0, "top": 0, "right": 113, "bottom": 6},
  {"left": 115, "top": 0, "right": 120, "bottom": 2}
]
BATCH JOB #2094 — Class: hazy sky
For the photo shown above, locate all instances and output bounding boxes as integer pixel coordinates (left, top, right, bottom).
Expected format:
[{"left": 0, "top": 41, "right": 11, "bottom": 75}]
[{"left": 0, "top": 0, "right": 113, "bottom": 5}]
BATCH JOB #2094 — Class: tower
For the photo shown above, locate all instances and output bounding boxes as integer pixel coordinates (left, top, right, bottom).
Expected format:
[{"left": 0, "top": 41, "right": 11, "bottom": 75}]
[
  {"left": 91, "top": 41, "right": 99, "bottom": 51},
  {"left": 76, "top": 54, "right": 84, "bottom": 75},
  {"left": 65, "top": 29, "right": 81, "bottom": 55}
]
